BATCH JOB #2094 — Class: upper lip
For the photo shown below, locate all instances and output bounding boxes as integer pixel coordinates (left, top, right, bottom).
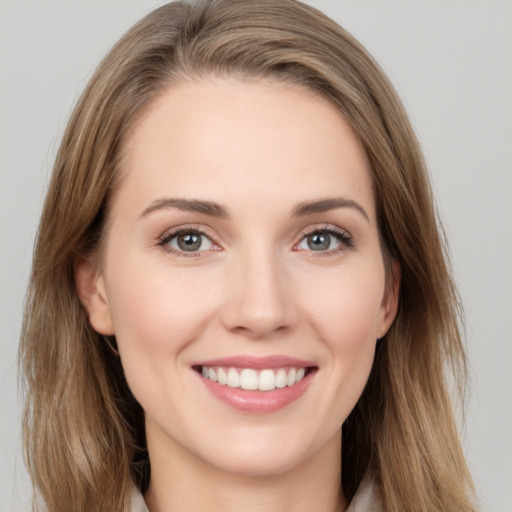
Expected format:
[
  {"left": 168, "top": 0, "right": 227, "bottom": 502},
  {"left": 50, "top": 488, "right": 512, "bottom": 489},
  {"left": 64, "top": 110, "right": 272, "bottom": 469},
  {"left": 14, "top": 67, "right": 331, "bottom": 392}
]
[{"left": 193, "top": 355, "right": 317, "bottom": 370}]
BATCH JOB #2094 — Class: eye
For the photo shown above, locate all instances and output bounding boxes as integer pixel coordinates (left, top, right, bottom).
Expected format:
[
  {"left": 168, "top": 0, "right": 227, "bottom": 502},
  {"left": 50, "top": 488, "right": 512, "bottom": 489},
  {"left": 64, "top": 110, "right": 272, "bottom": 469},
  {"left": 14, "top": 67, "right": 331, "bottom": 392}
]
[
  {"left": 296, "top": 228, "right": 352, "bottom": 252},
  {"left": 161, "top": 229, "right": 215, "bottom": 253}
]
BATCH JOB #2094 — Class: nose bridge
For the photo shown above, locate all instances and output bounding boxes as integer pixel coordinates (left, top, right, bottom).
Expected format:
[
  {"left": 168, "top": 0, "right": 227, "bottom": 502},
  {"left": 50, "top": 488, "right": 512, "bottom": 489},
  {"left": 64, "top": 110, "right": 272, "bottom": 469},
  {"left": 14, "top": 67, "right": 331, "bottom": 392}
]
[{"left": 221, "top": 241, "right": 296, "bottom": 337}]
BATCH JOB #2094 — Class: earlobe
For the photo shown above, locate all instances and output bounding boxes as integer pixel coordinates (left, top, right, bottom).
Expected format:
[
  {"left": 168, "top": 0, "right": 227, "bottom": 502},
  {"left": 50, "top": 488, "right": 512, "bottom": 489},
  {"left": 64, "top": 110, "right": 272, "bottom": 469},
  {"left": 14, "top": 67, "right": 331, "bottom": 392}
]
[
  {"left": 74, "top": 258, "right": 115, "bottom": 335},
  {"left": 378, "top": 259, "right": 401, "bottom": 338}
]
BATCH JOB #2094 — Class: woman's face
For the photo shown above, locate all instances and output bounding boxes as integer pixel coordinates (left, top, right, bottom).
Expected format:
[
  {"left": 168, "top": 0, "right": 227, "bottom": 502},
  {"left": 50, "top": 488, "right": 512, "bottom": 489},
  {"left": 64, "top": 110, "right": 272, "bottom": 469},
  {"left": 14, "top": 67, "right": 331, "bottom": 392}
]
[{"left": 80, "top": 78, "right": 398, "bottom": 477}]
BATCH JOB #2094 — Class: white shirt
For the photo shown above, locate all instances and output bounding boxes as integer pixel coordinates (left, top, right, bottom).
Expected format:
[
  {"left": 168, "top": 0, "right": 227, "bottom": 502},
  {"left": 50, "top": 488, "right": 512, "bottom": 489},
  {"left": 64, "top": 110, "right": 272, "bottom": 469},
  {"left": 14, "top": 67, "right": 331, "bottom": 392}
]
[{"left": 130, "top": 475, "right": 382, "bottom": 512}]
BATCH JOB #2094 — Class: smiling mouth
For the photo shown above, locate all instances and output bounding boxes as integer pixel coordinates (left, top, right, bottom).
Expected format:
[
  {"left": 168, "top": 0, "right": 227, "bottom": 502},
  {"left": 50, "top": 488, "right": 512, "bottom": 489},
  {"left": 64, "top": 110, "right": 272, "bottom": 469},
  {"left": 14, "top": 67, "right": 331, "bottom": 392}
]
[{"left": 193, "top": 365, "right": 317, "bottom": 392}]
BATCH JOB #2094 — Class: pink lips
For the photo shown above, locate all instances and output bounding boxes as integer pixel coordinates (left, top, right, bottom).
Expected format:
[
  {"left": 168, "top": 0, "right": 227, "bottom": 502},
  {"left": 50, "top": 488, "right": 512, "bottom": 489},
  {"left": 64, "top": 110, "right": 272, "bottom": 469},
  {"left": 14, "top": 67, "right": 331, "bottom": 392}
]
[
  {"left": 193, "top": 355, "right": 317, "bottom": 413},
  {"left": 194, "top": 355, "right": 315, "bottom": 370}
]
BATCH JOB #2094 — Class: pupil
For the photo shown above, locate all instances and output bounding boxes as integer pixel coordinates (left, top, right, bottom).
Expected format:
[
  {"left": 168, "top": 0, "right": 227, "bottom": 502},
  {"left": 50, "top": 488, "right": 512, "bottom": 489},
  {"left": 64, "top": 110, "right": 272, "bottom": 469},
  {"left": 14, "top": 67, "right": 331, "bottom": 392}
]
[
  {"left": 308, "top": 233, "right": 330, "bottom": 251},
  {"left": 178, "top": 233, "right": 201, "bottom": 251}
]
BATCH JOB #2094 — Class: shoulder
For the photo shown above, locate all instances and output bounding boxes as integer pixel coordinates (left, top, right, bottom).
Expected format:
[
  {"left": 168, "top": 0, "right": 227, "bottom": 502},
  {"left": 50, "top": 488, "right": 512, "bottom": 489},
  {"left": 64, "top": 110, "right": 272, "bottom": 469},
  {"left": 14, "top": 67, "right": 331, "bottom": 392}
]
[{"left": 130, "top": 476, "right": 383, "bottom": 512}]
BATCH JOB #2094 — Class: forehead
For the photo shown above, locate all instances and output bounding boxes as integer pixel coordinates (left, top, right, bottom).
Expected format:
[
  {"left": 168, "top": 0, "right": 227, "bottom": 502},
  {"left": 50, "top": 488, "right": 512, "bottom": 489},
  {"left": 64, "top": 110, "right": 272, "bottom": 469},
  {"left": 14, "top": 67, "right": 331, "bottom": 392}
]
[{"left": 117, "top": 78, "right": 375, "bottom": 220}]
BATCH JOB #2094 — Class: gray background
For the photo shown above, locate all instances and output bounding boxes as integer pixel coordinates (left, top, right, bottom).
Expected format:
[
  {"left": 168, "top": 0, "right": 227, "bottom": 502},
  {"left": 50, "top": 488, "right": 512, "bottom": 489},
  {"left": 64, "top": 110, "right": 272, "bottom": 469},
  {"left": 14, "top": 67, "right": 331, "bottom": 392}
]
[{"left": 1, "top": 1, "right": 510, "bottom": 511}]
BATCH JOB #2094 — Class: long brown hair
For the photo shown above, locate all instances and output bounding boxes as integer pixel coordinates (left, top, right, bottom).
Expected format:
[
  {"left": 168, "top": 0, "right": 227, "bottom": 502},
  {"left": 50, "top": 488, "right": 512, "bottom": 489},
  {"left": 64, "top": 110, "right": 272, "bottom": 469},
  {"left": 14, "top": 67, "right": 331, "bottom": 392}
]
[{"left": 20, "top": 1, "right": 476, "bottom": 510}]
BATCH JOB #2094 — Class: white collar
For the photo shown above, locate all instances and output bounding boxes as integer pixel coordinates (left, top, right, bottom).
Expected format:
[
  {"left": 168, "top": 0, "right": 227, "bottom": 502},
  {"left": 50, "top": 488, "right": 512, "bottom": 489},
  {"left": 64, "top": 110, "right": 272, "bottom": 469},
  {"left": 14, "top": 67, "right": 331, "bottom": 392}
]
[
  {"left": 345, "top": 474, "right": 382, "bottom": 512},
  {"left": 130, "top": 475, "right": 382, "bottom": 512},
  {"left": 130, "top": 485, "right": 149, "bottom": 512}
]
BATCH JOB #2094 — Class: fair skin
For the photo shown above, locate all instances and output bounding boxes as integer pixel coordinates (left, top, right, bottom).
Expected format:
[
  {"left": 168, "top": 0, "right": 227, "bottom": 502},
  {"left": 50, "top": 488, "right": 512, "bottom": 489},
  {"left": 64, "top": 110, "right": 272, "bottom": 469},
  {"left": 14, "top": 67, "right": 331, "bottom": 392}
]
[{"left": 77, "top": 78, "right": 399, "bottom": 512}]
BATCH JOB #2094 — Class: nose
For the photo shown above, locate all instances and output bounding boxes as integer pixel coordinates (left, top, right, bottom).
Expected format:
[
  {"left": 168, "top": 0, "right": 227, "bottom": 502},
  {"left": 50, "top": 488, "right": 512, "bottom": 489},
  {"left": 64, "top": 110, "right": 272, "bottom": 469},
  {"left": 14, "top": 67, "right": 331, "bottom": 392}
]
[{"left": 220, "top": 247, "right": 298, "bottom": 339}]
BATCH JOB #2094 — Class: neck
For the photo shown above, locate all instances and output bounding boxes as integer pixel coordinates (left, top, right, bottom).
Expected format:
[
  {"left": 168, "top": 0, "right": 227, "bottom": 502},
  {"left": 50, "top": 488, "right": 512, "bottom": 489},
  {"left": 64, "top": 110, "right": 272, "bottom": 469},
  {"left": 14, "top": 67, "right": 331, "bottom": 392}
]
[{"left": 144, "top": 428, "right": 345, "bottom": 512}]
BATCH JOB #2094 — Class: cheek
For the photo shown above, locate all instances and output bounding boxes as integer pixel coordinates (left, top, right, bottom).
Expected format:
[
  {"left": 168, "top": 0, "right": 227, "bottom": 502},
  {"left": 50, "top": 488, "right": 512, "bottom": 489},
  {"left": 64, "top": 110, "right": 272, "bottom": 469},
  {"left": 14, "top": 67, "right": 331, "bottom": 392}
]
[
  {"left": 105, "top": 257, "right": 219, "bottom": 360},
  {"left": 300, "top": 263, "right": 386, "bottom": 350},
  {"left": 103, "top": 259, "right": 222, "bottom": 417},
  {"left": 298, "top": 261, "right": 385, "bottom": 408}
]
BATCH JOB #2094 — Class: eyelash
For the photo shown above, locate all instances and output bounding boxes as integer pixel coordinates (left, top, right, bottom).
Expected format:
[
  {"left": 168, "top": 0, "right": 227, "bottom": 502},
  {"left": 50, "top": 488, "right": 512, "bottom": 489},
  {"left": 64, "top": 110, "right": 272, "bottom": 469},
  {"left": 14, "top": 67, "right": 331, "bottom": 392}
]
[
  {"left": 157, "top": 225, "right": 218, "bottom": 258},
  {"left": 157, "top": 224, "right": 354, "bottom": 257},
  {"left": 297, "top": 225, "right": 354, "bottom": 254}
]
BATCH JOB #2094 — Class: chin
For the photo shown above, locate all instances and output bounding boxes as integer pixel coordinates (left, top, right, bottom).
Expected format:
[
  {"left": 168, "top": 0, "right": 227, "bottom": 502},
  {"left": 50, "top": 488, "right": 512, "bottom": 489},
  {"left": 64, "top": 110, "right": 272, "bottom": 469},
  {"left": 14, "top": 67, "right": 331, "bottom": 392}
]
[
  {"left": 196, "top": 427, "right": 334, "bottom": 478},
  {"left": 207, "top": 450, "right": 307, "bottom": 478}
]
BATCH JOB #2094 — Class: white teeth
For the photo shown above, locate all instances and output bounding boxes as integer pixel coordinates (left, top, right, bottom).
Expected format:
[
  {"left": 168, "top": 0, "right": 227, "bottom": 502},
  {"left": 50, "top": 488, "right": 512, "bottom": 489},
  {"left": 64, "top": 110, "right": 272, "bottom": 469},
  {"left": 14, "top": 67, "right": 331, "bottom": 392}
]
[
  {"left": 275, "top": 369, "right": 287, "bottom": 389},
  {"left": 259, "top": 369, "right": 276, "bottom": 391},
  {"left": 286, "top": 368, "right": 296, "bottom": 386},
  {"left": 217, "top": 367, "right": 227, "bottom": 385},
  {"left": 240, "top": 369, "right": 258, "bottom": 390},
  {"left": 200, "top": 366, "right": 311, "bottom": 391},
  {"left": 227, "top": 368, "right": 240, "bottom": 388}
]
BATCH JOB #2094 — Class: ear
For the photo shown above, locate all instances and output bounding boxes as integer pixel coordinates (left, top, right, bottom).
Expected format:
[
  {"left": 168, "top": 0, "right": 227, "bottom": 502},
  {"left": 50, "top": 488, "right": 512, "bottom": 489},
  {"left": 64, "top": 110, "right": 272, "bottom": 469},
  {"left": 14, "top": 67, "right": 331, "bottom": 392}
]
[
  {"left": 74, "top": 258, "right": 115, "bottom": 335},
  {"left": 378, "top": 259, "right": 400, "bottom": 339}
]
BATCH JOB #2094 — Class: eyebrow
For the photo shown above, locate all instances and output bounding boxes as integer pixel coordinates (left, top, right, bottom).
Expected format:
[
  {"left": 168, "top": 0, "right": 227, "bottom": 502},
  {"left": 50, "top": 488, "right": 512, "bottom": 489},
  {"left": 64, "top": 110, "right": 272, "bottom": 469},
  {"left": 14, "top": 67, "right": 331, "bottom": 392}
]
[
  {"left": 292, "top": 197, "right": 369, "bottom": 222},
  {"left": 139, "top": 196, "right": 369, "bottom": 222},
  {"left": 140, "top": 198, "right": 229, "bottom": 219}
]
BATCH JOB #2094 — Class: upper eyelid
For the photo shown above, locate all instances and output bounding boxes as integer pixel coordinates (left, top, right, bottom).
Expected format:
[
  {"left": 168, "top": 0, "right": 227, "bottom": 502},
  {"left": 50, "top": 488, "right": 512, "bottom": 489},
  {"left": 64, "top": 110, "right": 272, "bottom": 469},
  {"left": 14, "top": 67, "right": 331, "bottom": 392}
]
[
  {"left": 159, "top": 224, "right": 217, "bottom": 241},
  {"left": 297, "top": 224, "right": 351, "bottom": 239},
  {"left": 301, "top": 224, "right": 347, "bottom": 234},
  {"left": 159, "top": 222, "right": 349, "bottom": 236}
]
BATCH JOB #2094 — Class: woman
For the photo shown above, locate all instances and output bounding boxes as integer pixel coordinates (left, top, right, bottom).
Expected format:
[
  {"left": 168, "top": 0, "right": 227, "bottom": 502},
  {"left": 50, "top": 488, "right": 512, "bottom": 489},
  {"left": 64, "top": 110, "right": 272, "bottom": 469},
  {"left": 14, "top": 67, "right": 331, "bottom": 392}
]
[{"left": 20, "top": 1, "right": 477, "bottom": 511}]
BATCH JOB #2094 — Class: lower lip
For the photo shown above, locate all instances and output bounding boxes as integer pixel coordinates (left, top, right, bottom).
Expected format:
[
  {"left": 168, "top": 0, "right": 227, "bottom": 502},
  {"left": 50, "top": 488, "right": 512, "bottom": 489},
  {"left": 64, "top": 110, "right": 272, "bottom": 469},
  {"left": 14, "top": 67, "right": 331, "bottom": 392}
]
[{"left": 197, "top": 370, "right": 315, "bottom": 413}]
